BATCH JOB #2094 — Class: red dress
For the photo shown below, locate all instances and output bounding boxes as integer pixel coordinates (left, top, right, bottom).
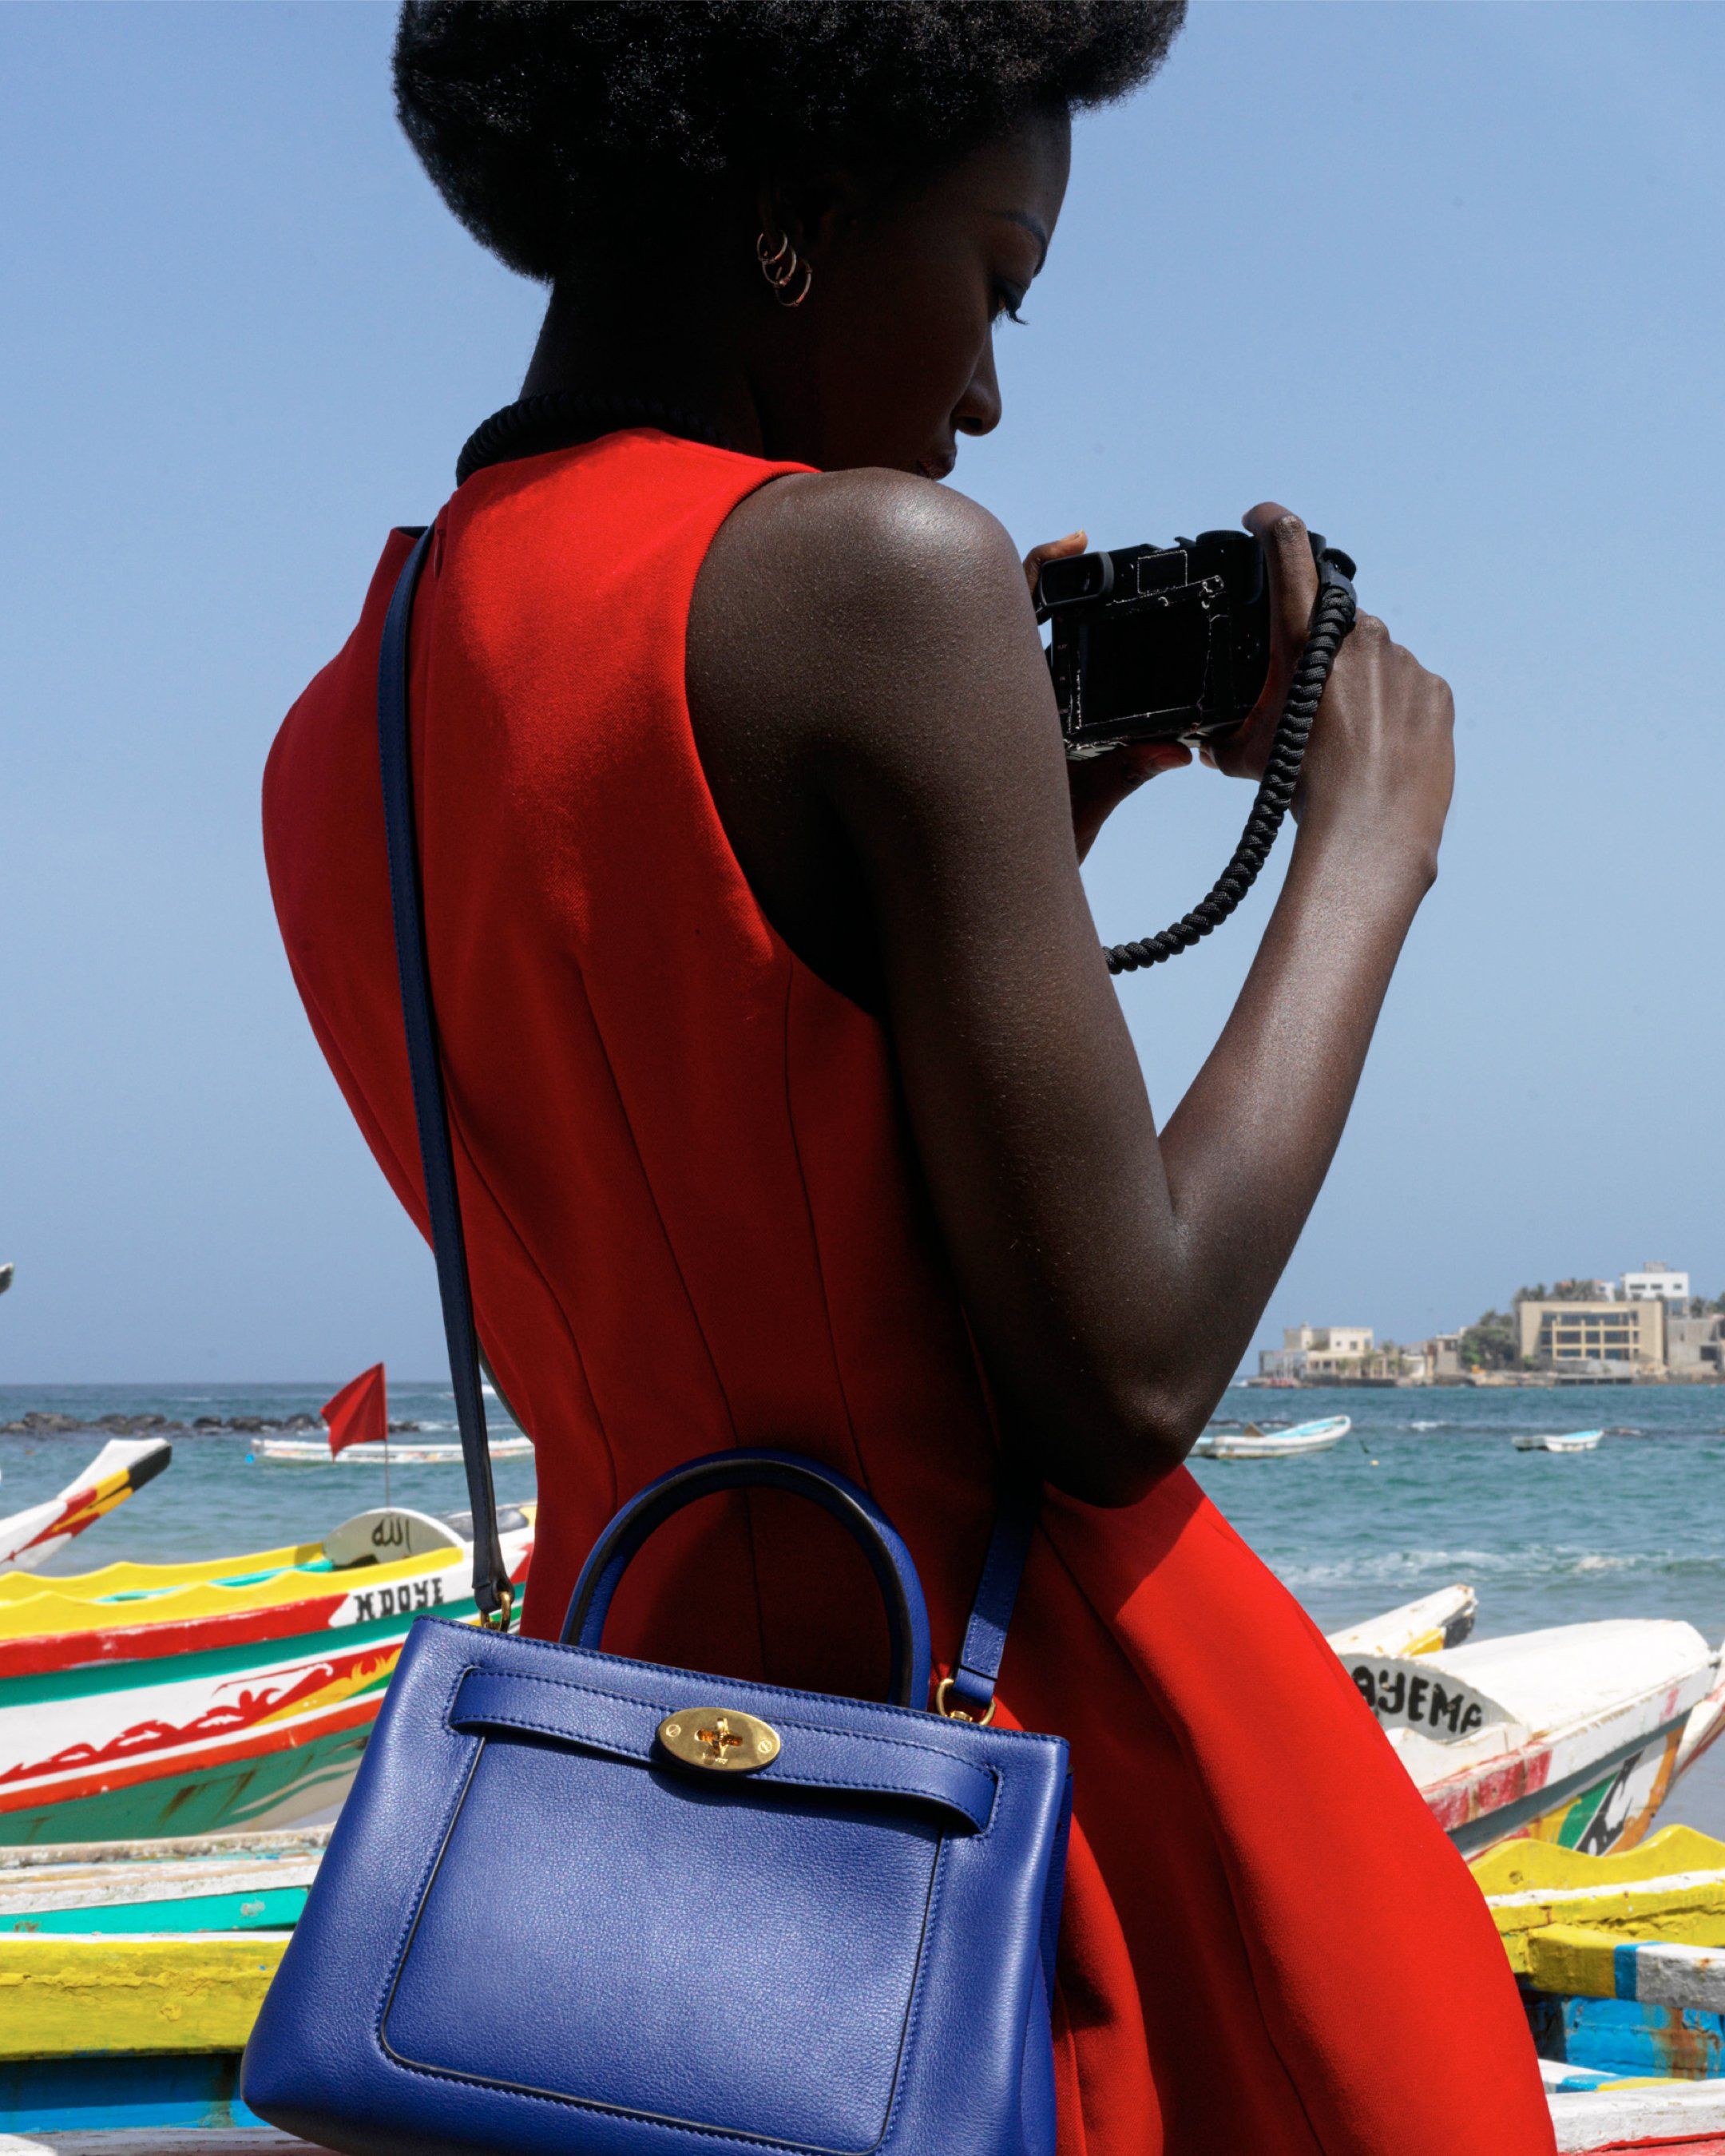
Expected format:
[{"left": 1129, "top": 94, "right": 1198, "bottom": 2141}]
[{"left": 264, "top": 430, "right": 1554, "bottom": 2154}]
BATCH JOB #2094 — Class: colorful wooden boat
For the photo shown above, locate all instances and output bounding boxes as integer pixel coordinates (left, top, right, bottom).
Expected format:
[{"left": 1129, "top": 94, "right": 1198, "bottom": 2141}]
[
  {"left": 1343, "top": 1618, "right": 1717, "bottom": 1858},
  {"left": 0, "top": 1444, "right": 172, "bottom": 1572},
  {"left": 0, "top": 1507, "right": 533, "bottom": 1845},
  {"left": 1192, "top": 1413, "right": 1350, "bottom": 1460},
  {"left": 1514, "top": 1429, "right": 1606, "bottom": 1453},
  {"left": 255, "top": 1436, "right": 531, "bottom": 1464}
]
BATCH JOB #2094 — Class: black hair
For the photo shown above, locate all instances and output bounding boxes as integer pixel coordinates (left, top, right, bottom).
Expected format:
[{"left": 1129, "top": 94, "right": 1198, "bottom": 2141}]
[{"left": 395, "top": 0, "right": 1185, "bottom": 284}]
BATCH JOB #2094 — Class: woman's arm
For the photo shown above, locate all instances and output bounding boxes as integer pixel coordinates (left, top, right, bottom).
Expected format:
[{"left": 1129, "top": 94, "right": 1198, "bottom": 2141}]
[{"left": 689, "top": 474, "right": 1453, "bottom": 1506}]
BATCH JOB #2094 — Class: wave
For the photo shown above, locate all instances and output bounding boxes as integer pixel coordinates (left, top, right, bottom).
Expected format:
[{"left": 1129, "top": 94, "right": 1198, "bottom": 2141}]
[{"left": 1274, "top": 1544, "right": 1725, "bottom": 1589}]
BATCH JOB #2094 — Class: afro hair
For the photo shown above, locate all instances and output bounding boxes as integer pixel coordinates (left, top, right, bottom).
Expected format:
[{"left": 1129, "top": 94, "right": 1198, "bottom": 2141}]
[{"left": 395, "top": 0, "right": 1185, "bottom": 283}]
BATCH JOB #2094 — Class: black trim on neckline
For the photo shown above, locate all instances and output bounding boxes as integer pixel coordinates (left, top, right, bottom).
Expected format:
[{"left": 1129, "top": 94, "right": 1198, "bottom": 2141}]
[{"left": 455, "top": 393, "right": 736, "bottom": 486}]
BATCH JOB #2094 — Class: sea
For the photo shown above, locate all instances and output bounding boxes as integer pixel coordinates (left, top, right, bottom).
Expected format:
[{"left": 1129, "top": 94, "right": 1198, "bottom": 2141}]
[{"left": 9, "top": 1377, "right": 1725, "bottom": 1827}]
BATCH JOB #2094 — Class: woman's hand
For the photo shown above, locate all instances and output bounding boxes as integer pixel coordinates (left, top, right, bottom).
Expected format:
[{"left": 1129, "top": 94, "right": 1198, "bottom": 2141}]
[
  {"left": 1022, "top": 529, "right": 1192, "bottom": 863},
  {"left": 1206, "top": 503, "right": 1456, "bottom": 875}
]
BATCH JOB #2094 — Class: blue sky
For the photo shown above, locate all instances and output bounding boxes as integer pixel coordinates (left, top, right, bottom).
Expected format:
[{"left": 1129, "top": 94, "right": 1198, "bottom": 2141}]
[{"left": 3, "top": 3, "right": 1719, "bottom": 1383}]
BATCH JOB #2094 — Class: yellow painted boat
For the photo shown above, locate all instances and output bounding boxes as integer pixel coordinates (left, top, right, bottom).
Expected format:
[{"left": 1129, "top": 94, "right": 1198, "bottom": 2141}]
[{"left": 0, "top": 1503, "right": 534, "bottom": 1647}]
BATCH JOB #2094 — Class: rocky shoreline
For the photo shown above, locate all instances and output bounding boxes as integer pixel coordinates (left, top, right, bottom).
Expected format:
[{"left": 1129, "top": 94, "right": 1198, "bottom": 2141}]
[{"left": 0, "top": 1409, "right": 426, "bottom": 1437}]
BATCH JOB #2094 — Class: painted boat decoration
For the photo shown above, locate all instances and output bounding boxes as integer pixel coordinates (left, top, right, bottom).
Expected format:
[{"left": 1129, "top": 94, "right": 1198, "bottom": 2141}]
[
  {"left": 1343, "top": 1619, "right": 1717, "bottom": 1859},
  {"left": 1192, "top": 1414, "right": 1351, "bottom": 1460},
  {"left": 0, "top": 1505, "right": 533, "bottom": 1846},
  {"left": 0, "top": 1441, "right": 172, "bottom": 1571},
  {"left": 1514, "top": 1429, "right": 1605, "bottom": 1453},
  {"left": 255, "top": 1435, "right": 531, "bottom": 1464}
]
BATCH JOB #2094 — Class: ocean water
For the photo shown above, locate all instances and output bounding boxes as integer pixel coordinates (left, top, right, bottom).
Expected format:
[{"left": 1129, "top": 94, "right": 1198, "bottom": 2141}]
[
  {"left": 8, "top": 1377, "right": 1725, "bottom": 1831},
  {"left": 0, "top": 1381, "right": 540, "bottom": 1572},
  {"left": 6, "top": 1378, "right": 1723, "bottom": 1642}
]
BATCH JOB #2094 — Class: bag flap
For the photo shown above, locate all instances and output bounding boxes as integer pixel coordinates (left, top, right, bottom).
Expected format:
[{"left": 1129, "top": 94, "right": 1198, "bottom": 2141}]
[{"left": 450, "top": 1663, "right": 997, "bottom": 1833}]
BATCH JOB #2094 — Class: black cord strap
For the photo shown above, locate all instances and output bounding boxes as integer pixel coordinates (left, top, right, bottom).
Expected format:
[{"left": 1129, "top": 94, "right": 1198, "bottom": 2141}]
[{"left": 1104, "top": 563, "right": 1358, "bottom": 975}]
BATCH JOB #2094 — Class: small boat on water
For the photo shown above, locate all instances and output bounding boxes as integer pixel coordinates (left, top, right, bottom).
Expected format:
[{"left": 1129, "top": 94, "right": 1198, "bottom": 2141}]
[
  {"left": 0, "top": 1439, "right": 172, "bottom": 1571},
  {"left": 1192, "top": 1414, "right": 1350, "bottom": 1460},
  {"left": 0, "top": 1504, "right": 534, "bottom": 1846},
  {"left": 1514, "top": 1429, "right": 1605, "bottom": 1453},
  {"left": 256, "top": 1435, "right": 531, "bottom": 1464}
]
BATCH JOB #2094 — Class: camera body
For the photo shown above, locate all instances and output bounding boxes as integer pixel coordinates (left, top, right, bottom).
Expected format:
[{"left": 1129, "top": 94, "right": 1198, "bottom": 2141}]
[{"left": 1038, "top": 529, "right": 1352, "bottom": 759}]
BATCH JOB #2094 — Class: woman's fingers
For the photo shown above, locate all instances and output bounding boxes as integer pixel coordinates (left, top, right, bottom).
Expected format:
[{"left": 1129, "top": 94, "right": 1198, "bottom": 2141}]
[
  {"left": 1022, "top": 529, "right": 1087, "bottom": 600},
  {"left": 1243, "top": 501, "right": 1319, "bottom": 652},
  {"left": 1208, "top": 504, "right": 1320, "bottom": 780},
  {"left": 1068, "top": 739, "right": 1192, "bottom": 862}
]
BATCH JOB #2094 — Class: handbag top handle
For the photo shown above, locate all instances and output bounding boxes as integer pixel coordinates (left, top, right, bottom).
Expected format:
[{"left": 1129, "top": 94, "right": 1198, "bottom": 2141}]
[{"left": 376, "top": 519, "right": 1037, "bottom": 1715}]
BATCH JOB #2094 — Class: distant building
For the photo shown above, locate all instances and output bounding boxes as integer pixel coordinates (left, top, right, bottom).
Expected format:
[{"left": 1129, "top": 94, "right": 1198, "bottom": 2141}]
[
  {"left": 1517, "top": 1294, "right": 1666, "bottom": 1377},
  {"left": 1620, "top": 1262, "right": 1691, "bottom": 1304},
  {"left": 1258, "top": 1325, "right": 1374, "bottom": 1381},
  {"left": 1668, "top": 1314, "right": 1725, "bottom": 1379},
  {"left": 1426, "top": 1332, "right": 1466, "bottom": 1381}
]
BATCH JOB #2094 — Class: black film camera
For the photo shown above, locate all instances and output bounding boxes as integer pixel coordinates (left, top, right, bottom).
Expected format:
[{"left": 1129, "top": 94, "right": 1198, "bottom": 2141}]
[{"left": 1037, "top": 529, "right": 1356, "bottom": 759}]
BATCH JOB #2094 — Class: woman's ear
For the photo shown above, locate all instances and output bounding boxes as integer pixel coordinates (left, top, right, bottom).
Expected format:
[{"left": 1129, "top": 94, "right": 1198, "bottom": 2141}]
[{"left": 756, "top": 168, "right": 869, "bottom": 266}]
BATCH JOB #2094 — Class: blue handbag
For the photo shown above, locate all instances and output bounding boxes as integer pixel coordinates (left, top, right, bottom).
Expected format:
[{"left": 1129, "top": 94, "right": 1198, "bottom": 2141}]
[{"left": 241, "top": 525, "right": 1070, "bottom": 2156}]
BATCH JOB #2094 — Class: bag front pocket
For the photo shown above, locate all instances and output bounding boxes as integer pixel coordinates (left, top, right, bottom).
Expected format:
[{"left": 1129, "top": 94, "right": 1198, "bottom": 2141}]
[{"left": 383, "top": 1731, "right": 945, "bottom": 2152}]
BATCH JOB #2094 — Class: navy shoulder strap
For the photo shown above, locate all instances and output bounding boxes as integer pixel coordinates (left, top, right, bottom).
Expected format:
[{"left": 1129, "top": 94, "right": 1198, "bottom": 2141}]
[
  {"left": 375, "top": 524, "right": 1037, "bottom": 1695},
  {"left": 377, "top": 525, "right": 510, "bottom": 1624}
]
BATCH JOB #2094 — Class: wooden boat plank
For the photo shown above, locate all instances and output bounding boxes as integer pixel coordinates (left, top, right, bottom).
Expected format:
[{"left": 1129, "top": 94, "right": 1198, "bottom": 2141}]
[
  {"left": 1549, "top": 2079, "right": 1725, "bottom": 2150},
  {"left": 0, "top": 2140, "right": 329, "bottom": 2153},
  {"left": 0, "top": 1934, "right": 288, "bottom": 2060},
  {"left": 1529, "top": 1924, "right": 1725, "bottom": 2013},
  {"left": 0, "top": 1828, "right": 329, "bottom": 1872},
  {"left": 1485, "top": 1869, "right": 1725, "bottom": 1975}
]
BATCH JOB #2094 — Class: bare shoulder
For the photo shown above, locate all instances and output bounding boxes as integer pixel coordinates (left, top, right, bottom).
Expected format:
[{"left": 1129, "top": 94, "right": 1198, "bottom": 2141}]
[{"left": 691, "top": 467, "right": 1053, "bottom": 771}]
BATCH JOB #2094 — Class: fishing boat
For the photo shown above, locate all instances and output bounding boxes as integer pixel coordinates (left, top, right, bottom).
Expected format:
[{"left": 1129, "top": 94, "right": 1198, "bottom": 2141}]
[
  {"left": 1192, "top": 1414, "right": 1350, "bottom": 1460},
  {"left": 0, "top": 1504, "right": 533, "bottom": 1846},
  {"left": 255, "top": 1434, "right": 531, "bottom": 1464},
  {"left": 1513, "top": 1429, "right": 1606, "bottom": 1453},
  {"left": 1343, "top": 1617, "right": 1717, "bottom": 1860},
  {"left": 0, "top": 1440, "right": 172, "bottom": 1571}
]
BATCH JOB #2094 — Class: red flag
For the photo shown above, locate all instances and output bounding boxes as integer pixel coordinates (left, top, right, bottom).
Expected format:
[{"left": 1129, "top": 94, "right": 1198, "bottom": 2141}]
[{"left": 321, "top": 1363, "right": 388, "bottom": 1457}]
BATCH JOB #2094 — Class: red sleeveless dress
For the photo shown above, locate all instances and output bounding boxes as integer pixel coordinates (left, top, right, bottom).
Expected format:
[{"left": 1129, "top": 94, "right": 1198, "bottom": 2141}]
[{"left": 264, "top": 430, "right": 1553, "bottom": 2155}]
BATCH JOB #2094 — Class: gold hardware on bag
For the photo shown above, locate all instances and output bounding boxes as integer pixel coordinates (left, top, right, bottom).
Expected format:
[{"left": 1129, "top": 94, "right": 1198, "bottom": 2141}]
[
  {"left": 934, "top": 1678, "right": 997, "bottom": 1726},
  {"left": 659, "top": 1708, "right": 781, "bottom": 1774}
]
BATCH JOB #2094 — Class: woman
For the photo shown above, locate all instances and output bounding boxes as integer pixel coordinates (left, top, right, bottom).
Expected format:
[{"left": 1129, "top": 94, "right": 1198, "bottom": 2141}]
[{"left": 264, "top": 5, "right": 1553, "bottom": 2150}]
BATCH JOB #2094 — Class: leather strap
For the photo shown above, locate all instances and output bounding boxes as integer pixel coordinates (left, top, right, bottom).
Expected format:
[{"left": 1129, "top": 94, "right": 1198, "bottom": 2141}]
[
  {"left": 560, "top": 1450, "right": 933, "bottom": 1710},
  {"left": 375, "top": 524, "right": 1041, "bottom": 1692},
  {"left": 947, "top": 1479, "right": 1040, "bottom": 1721},
  {"left": 378, "top": 525, "right": 511, "bottom": 1623}
]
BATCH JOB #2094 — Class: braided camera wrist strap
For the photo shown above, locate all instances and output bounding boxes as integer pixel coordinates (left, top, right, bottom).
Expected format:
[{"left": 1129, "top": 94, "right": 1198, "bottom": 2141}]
[{"left": 1104, "top": 568, "right": 1358, "bottom": 975}]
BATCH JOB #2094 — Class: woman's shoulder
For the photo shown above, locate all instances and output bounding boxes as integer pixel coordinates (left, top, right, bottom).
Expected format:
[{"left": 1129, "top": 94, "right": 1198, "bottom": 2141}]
[{"left": 692, "top": 468, "right": 1045, "bottom": 779}]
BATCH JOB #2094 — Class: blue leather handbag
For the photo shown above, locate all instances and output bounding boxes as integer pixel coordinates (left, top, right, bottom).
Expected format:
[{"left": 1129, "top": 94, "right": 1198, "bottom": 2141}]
[{"left": 241, "top": 525, "right": 1070, "bottom": 2156}]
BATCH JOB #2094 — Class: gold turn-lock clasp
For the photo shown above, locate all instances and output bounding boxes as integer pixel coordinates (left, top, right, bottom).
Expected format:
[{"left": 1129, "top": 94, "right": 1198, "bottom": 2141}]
[{"left": 658, "top": 1707, "right": 782, "bottom": 1774}]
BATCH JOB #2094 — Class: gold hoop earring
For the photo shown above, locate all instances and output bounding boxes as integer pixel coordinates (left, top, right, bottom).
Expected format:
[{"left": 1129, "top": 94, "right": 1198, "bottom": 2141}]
[{"left": 756, "top": 229, "right": 814, "bottom": 309}]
